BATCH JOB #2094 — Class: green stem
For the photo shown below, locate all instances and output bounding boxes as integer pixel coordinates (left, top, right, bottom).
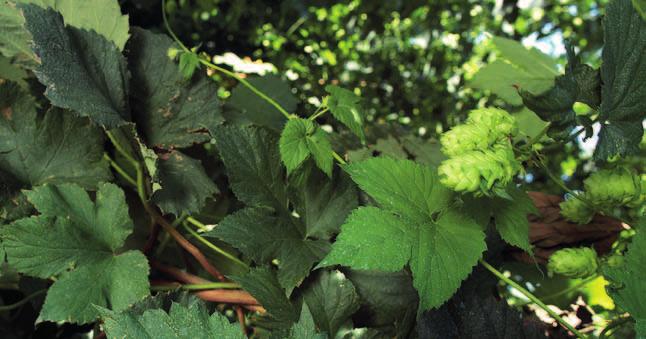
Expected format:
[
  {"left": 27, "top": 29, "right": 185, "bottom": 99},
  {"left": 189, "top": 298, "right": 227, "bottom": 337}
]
[
  {"left": 182, "top": 222, "right": 249, "bottom": 269},
  {"left": 0, "top": 289, "right": 47, "bottom": 312},
  {"left": 309, "top": 107, "right": 329, "bottom": 121},
  {"left": 186, "top": 216, "right": 209, "bottom": 231},
  {"left": 151, "top": 282, "right": 240, "bottom": 291},
  {"left": 104, "top": 153, "right": 137, "bottom": 186},
  {"left": 332, "top": 151, "right": 347, "bottom": 165},
  {"left": 517, "top": 275, "right": 598, "bottom": 306},
  {"left": 479, "top": 259, "right": 585, "bottom": 338},
  {"left": 105, "top": 130, "right": 139, "bottom": 167}
]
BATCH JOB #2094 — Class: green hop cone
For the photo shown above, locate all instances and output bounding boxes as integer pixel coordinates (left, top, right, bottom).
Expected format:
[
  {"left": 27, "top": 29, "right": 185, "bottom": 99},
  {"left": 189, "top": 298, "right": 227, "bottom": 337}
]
[
  {"left": 440, "top": 108, "right": 518, "bottom": 157},
  {"left": 466, "top": 107, "right": 518, "bottom": 137},
  {"left": 438, "top": 142, "right": 521, "bottom": 194},
  {"left": 547, "top": 247, "right": 598, "bottom": 279},
  {"left": 584, "top": 167, "right": 642, "bottom": 207},
  {"left": 559, "top": 194, "right": 595, "bottom": 224}
]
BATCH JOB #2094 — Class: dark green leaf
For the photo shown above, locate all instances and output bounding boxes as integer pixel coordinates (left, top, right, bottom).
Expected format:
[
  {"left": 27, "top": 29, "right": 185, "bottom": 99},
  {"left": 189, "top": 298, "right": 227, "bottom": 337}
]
[
  {"left": 303, "top": 270, "right": 360, "bottom": 336},
  {"left": 213, "top": 125, "right": 287, "bottom": 210},
  {"left": 231, "top": 267, "right": 299, "bottom": 326},
  {"left": 20, "top": 4, "right": 130, "bottom": 128},
  {"left": 228, "top": 75, "right": 297, "bottom": 131},
  {"left": 279, "top": 118, "right": 334, "bottom": 176},
  {"left": 288, "top": 304, "right": 327, "bottom": 339},
  {"left": 0, "top": 81, "right": 111, "bottom": 189},
  {"left": 151, "top": 151, "right": 218, "bottom": 215},
  {"left": 594, "top": 0, "right": 646, "bottom": 160},
  {"left": 128, "top": 28, "right": 223, "bottom": 149}
]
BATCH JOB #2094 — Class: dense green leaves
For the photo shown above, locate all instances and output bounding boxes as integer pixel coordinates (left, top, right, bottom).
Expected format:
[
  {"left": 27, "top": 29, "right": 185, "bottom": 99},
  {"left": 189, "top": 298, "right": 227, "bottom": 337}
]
[
  {"left": 490, "top": 189, "right": 536, "bottom": 254},
  {"left": 321, "top": 157, "right": 486, "bottom": 311},
  {"left": 228, "top": 75, "right": 298, "bottom": 131},
  {"left": 595, "top": 0, "right": 646, "bottom": 160},
  {"left": 212, "top": 126, "right": 332, "bottom": 290},
  {"left": 151, "top": 151, "right": 218, "bottom": 215},
  {"left": 1, "top": 183, "right": 149, "bottom": 323},
  {"left": 279, "top": 118, "right": 333, "bottom": 176},
  {"left": 20, "top": 4, "right": 130, "bottom": 128},
  {"left": 128, "top": 28, "right": 223, "bottom": 149},
  {"left": 288, "top": 305, "right": 327, "bottom": 339},
  {"left": 325, "top": 85, "right": 365, "bottom": 142},
  {"left": 605, "top": 221, "right": 646, "bottom": 336},
  {"left": 100, "top": 296, "right": 244, "bottom": 339},
  {"left": 0, "top": 82, "right": 111, "bottom": 189}
]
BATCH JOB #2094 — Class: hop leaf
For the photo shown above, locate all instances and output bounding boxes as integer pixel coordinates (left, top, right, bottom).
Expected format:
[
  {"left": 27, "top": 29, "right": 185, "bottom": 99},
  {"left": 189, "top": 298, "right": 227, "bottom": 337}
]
[
  {"left": 547, "top": 247, "right": 598, "bottom": 279},
  {"left": 584, "top": 167, "right": 642, "bottom": 207},
  {"left": 559, "top": 194, "right": 595, "bottom": 224}
]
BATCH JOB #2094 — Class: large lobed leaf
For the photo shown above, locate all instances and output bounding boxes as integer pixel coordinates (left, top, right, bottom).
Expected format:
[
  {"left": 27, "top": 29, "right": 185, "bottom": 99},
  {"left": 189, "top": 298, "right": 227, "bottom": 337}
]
[
  {"left": 0, "top": 183, "right": 149, "bottom": 323},
  {"left": 320, "top": 157, "right": 486, "bottom": 311}
]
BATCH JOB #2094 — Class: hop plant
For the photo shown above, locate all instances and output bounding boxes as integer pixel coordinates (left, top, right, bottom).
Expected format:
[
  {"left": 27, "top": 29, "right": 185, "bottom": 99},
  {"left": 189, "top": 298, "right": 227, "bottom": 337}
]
[
  {"left": 438, "top": 143, "right": 521, "bottom": 194},
  {"left": 547, "top": 247, "right": 598, "bottom": 279},
  {"left": 440, "top": 108, "right": 518, "bottom": 157},
  {"left": 584, "top": 167, "right": 642, "bottom": 207},
  {"left": 466, "top": 108, "right": 518, "bottom": 137},
  {"left": 559, "top": 194, "right": 595, "bottom": 224}
]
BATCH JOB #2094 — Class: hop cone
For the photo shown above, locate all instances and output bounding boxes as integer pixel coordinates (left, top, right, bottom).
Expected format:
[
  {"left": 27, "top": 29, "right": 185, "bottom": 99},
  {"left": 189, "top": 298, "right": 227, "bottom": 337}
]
[
  {"left": 440, "top": 108, "right": 518, "bottom": 157},
  {"left": 559, "top": 194, "right": 595, "bottom": 224},
  {"left": 547, "top": 247, "right": 598, "bottom": 279},
  {"left": 584, "top": 168, "right": 642, "bottom": 207},
  {"left": 466, "top": 107, "right": 518, "bottom": 137}
]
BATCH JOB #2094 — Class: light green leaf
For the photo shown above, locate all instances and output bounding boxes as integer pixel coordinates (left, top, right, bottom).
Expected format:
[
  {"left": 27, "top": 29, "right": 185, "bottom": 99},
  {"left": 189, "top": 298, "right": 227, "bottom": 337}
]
[
  {"left": 280, "top": 118, "right": 333, "bottom": 176},
  {"left": 0, "top": 55, "right": 28, "bottom": 86},
  {"left": 470, "top": 36, "right": 558, "bottom": 106},
  {"left": 151, "top": 151, "right": 218, "bottom": 215},
  {"left": 1, "top": 183, "right": 149, "bottom": 323},
  {"left": 605, "top": 220, "right": 646, "bottom": 337},
  {"left": 0, "top": 1, "right": 40, "bottom": 66},
  {"left": 344, "top": 157, "right": 453, "bottom": 224},
  {"left": 0, "top": 82, "right": 111, "bottom": 189},
  {"left": 325, "top": 85, "right": 365, "bottom": 142},
  {"left": 231, "top": 267, "right": 299, "bottom": 326},
  {"left": 409, "top": 210, "right": 486, "bottom": 311},
  {"left": 51, "top": 0, "right": 129, "bottom": 51},
  {"left": 20, "top": 4, "right": 130, "bottom": 128},
  {"left": 303, "top": 270, "right": 360, "bottom": 336},
  {"left": 128, "top": 28, "right": 223, "bottom": 149},
  {"left": 213, "top": 125, "right": 287, "bottom": 210},
  {"left": 318, "top": 207, "right": 413, "bottom": 271},
  {"left": 100, "top": 296, "right": 245, "bottom": 339},
  {"left": 288, "top": 304, "right": 327, "bottom": 339},
  {"left": 228, "top": 75, "right": 298, "bottom": 131},
  {"left": 595, "top": 0, "right": 646, "bottom": 160}
]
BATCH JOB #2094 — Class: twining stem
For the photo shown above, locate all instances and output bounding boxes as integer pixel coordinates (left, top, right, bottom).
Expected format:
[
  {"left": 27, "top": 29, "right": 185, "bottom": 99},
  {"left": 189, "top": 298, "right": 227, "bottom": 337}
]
[
  {"left": 536, "top": 156, "right": 595, "bottom": 209},
  {"left": 161, "top": 0, "right": 348, "bottom": 166},
  {"left": 103, "top": 153, "right": 136, "bottom": 186},
  {"left": 182, "top": 222, "right": 249, "bottom": 269},
  {"left": 479, "top": 259, "right": 585, "bottom": 338},
  {"left": 599, "top": 315, "right": 631, "bottom": 339},
  {"left": 516, "top": 275, "right": 599, "bottom": 306},
  {"left": 309, "top": 107, "right": 329, "bottom": 121},
  {"left": 186, "top": 216, "right": 209, "bottom": 231},
  {"left": 0, "top": 289, "right": 47, "bottom": 312},
  {"left": 151, "top": 281, "right": 240, "bottom": 291}
]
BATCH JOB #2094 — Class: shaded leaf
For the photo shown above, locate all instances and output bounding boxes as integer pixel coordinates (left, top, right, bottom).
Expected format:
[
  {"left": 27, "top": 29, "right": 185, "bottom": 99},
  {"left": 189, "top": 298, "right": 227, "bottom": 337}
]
[
  {"left": 20, "top": 4, "right": 130, "bottom": 127},
  {"left": 0, "top": 81, "right": 111, "bottom": 189},
  {"left": 128, "top": 28, "right": 223, "bottom": 149},
  {"left": 279, "top": 118, "right": 334, "bottom": 176},
  {"left": 152, "top": 151, "right": 218, "bottom": 215},
  {"left": 303, "top": 270, "right": 360, "bottom": 336}
]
